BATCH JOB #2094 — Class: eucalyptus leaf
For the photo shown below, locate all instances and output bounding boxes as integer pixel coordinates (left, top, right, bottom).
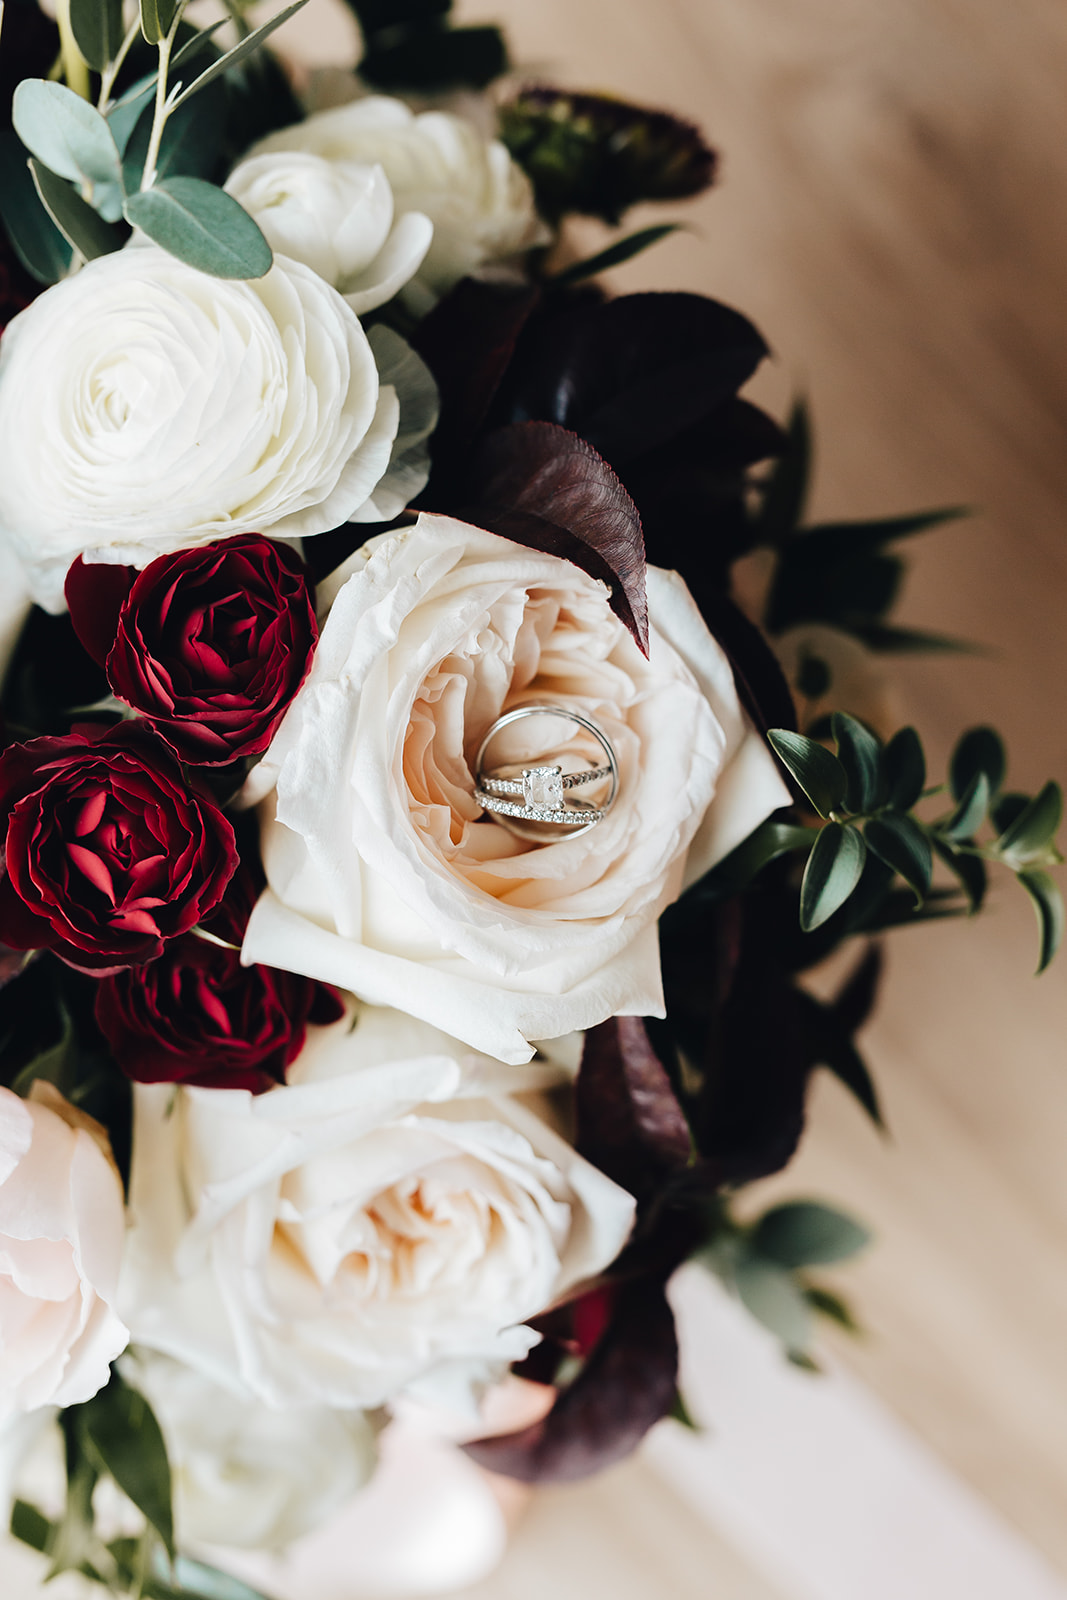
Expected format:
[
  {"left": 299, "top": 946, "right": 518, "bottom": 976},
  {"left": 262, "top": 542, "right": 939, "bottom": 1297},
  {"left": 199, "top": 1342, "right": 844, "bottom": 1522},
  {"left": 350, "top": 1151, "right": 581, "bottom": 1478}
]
[
  {"left": 171, "top": 19, "right": 228, "bottom": 71},
  {"left": 124, "top": 177, "right": 272, "bottom": 278},
  {"left": 550, "top": 224, "right": 682, "bottom": 288},
  {"left": 767, "top": 728, "right": 848, "bottom": 818},
  {"left": 106, "top": 75, "right": 158, "bottom": 157},
  {"left": 931, "top": 834, "right": 987, "bottom": 913},
  {"left": 733, "top": 1253, "right": 813, "bottom": 1352},
  {"left": 70, "top": 0, "right": 125, "bottom": 72},
  {"left": 1018, "top": 869, "right": 1065, "bottom": 974},
  {"left": 751, "top": 1201, "right": 871, "bottom": 1268},
  {"left": 13, "top": 80, "right": 123, "bottom": 190},
  {"left": 831, "top": 711, "right": 882, "bottom": 813},
  {"left": 943, "top": 770, "right": 990, "bottom": 841},
  {"left": 864, "top": 813, "right": 932, "bottom": 904},
  {"left": 995, "top": 781, "right": 1062, "bottom": 866},
  {"left": 140, "top": 0, "right": 179, "bottom": 47},
  {"left": 123, "top": 78, "right": 226, "bottom": 190},
  {"left": 167, "top": 1554, "right": 282, "bottom": 1600},
  {"left": 30, "top": 160, "right": 126, "bottom": 261},
  {"left": 882, "top": 725, "right": 925, "bottom": 811},
  {"left": 799, "top": 822, "right": 867, "bottom": 931},
  {"left": 170, "top": 0, "right": 311, "bottom": 108},
  {"left": 0, "top": 132, "right": 72, "bottom": 283},
  {"left": 78, "top": 1371, "right": 174, "bottom": 1559},
  {"left": 950, "top": 724, "right": 1006, "bottom": 802}
]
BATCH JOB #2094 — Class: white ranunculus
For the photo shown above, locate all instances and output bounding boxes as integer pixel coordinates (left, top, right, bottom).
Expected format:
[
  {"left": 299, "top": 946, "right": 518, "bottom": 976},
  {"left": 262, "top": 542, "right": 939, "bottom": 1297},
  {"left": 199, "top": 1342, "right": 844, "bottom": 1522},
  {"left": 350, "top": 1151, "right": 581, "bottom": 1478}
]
[
  {"left": 251, "top": 97, "right": 548, "bottom": 313},
  {"left": 0, "top": 246, "right": 431, "bottom": 612},
  {"left": 0, "top": 1083, "right": 128, "bottom": 1419},
  {"left": 225, "top": 152, "right": 434, "bottom": 315},
  {"left": 122, "top": 1351, "right": 378, "bottom": 1550},
  {"left": 119, "top": 1006, "right": 634, "bottom": 1410},
  {"left": 240, "top": 514, "right": 789, "bottom": 1064}
]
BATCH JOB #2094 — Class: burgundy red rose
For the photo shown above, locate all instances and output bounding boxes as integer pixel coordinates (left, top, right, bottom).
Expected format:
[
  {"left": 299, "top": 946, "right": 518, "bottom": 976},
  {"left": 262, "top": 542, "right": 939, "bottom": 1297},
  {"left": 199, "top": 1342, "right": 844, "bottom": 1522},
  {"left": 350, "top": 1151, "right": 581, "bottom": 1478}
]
[
  {"left": 65, "top": 534, "right": 318, "bottom": 766},
  {"left": 0, "top": 723, "right": 237, "bottom": 971}
]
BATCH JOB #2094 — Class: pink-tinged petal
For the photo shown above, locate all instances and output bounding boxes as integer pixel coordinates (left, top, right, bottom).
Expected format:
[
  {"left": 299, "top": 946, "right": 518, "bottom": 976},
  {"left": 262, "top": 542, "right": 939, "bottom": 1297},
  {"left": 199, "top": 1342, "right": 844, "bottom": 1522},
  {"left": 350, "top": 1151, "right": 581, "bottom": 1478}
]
[
  {"left": 66, "top": 843, "right": 117, "bottom": 904},
  {"left": 74, "top": 791, "right": 107, "bottom": 838}
]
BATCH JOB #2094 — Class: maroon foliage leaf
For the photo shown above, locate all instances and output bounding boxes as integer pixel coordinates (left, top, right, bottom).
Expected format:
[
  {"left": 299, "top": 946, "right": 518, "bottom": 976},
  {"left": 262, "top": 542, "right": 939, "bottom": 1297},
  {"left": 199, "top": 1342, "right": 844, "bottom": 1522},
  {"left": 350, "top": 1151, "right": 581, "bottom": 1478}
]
[
  {"left": 464, "top": 1278, "right": 678, "bottom": 1483},
  {"left": 576, "top": 1016, "right": 691, "bottom": 1200},
  {"left": 65, "top": 559, "right": 136, "bottom": 668},
  {"left": 693, "top": 583, "right": 797, "bottom": 735},
  {"left": 467, "top": 421, "right": 648, "bottom": 654},
  {"left": 412, "top": 276, "right": 541, "bottom": 485}
]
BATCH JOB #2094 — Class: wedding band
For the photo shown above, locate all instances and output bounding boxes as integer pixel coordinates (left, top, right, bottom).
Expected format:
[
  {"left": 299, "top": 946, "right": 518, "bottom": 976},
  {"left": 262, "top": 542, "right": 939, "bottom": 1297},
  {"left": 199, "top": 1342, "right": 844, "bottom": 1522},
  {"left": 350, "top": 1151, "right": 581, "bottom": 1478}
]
[{"left": 474, "top": 705, "right": 619, "bottom": 838}]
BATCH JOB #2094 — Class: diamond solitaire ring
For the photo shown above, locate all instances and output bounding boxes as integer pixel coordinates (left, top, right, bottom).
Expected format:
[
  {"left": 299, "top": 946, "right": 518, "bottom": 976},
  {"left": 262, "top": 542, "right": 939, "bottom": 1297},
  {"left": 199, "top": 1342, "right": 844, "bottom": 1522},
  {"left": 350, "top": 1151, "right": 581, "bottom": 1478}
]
[{"left": 474, "top": 705, "right": 619, "bottom": 839}]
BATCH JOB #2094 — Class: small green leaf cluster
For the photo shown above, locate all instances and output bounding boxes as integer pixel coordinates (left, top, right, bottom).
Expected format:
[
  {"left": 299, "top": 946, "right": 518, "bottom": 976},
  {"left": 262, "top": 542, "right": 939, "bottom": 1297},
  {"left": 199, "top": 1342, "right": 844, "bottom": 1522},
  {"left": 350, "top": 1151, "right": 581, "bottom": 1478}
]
[
  {"left": 344, "top": 0, "right": 508, "bottom": 92},
  {"left": 701, "top": 1199, "right": 870, "bottom": 1365},
  {"left": 10, "top": 1368, "right": 273, "bottom": 1599},
  {"left": 748, "top": 401, "right": 971, "bottom": 656},
  {"left": 765, "top": 716, "right": 1064, "bottom": 971},
  {"left": 0, "top": 0, "right": 313, "bottom": 284}
]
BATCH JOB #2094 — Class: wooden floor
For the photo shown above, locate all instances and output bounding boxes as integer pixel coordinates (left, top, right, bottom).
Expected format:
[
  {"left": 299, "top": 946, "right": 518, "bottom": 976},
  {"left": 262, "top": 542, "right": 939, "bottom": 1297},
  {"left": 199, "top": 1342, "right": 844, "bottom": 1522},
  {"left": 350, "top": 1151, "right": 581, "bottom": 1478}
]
[{"left": 445, "top": 0, "right": 1067, "bottom": 1582}]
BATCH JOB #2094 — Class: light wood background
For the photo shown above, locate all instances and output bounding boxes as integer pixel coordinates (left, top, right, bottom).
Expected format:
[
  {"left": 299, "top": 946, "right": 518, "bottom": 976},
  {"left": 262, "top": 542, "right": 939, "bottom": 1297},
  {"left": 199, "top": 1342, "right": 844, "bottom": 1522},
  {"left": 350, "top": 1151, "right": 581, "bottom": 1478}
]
[{"left": 441, "top": 0, "right": 1067, "bottom": 1586}]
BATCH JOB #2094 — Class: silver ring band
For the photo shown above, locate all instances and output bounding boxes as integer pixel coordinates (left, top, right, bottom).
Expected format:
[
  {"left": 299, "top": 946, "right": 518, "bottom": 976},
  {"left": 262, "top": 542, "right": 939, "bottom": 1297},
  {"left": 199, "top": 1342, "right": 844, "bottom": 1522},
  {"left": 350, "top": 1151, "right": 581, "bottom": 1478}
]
[{"left": 474, "top": 705, "right": 619, "bottom": 838}]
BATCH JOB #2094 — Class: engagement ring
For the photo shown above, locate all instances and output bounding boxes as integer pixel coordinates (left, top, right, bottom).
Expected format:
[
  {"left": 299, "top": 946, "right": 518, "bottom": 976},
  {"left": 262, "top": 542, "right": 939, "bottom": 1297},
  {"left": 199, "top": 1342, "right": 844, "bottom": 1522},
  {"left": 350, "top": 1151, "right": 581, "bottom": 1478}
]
[{"left": 474, "top": 705, "right": 619, "bottom": 839}]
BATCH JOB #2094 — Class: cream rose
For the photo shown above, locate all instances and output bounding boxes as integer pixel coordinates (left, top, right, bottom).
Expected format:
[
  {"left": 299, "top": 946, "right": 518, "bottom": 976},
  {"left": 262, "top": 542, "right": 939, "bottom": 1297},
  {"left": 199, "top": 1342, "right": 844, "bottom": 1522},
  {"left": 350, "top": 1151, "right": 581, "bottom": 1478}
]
[
  {"left": 240, "top": 514, "right": 789, "bottom": 1063},
  {"left": 251, "top": 97, "right": 548, "bottom": 313},
  {"left": 0, "top": 1083, "right": 128, "bottom": 1419},
  {"left": 119, "top": 1006, "right": 634, "bottom": 1410},
  {"left": 225, "top": 151, "right": 434, "bottom": 315},
  {"left": 0, "top": 246, "right": 431, "bottom": 611},
  {"left": 122, "top": 1351, "right": 377, "bottom": 1550}
]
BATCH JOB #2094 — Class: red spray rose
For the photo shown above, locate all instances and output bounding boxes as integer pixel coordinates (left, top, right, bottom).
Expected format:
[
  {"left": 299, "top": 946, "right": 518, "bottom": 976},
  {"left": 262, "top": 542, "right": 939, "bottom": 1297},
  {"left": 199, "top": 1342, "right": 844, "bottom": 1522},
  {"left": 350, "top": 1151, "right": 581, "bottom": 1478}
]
[
  {"left": 64, "top": 534, "right": 318, "bottom": 766},
  {"left": 0, "top": 723, "right": 237, "bottom": 971},
  {"left": 94, "top": 865, "right": 344, "bottom": 1091}
]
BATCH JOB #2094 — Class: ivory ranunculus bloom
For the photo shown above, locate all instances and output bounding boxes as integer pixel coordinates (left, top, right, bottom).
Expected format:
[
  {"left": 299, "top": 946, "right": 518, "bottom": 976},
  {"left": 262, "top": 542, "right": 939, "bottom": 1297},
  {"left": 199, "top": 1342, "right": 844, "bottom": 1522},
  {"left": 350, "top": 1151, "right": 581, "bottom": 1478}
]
[
  {"left": 225, "top": 151, "right": 434, "bottom": 315},
  {"left": 251, "top": 97, "right": 548, "bottom": 313},
  {"left": 119, "top": 1007, "right": 635, "bottom": 1409},
  {"left": 0, "top": 246, "right": 430, "bottom": 611},
  {"left": 0, "top": 1083, "right": 128, "bottom": 1419},
  {"left": 241, "top": 515, "right": 789, "bottom": 1063},
  {"left": 124, "top": 1351, "right": 378, "bottom": 1549}
]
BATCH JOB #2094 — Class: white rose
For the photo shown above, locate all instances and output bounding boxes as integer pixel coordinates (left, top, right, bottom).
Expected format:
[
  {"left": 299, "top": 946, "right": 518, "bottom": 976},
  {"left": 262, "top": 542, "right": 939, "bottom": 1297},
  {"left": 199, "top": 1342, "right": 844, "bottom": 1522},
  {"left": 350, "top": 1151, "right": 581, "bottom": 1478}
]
[
  {"left": 119, "top": 1006, "right": 635, "bottom": 1410},
  {"left": 225, "top": 152, "right": 434, "bottom": 316},
  {"left": 251, "top": 97, "right": 548, "bottom": 312},
  {"left": 0, "top": 1082, "right": 128, "bottom": 1419},
  {"left": 240, "top": 514, "right": 789, "bottom": 1063},
  {"left": 122, "top": 1351, "right": 377, "bottom": 1551},
  {"left": 0, "top": 246, "right": 431, "bottom": 612}
]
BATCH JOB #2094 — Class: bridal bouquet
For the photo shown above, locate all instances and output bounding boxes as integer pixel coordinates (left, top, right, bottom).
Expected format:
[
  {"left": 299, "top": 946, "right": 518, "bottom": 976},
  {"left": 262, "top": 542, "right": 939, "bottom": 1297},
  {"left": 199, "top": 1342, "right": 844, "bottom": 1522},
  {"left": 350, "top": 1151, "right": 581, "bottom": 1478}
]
[{"left": 0, "top": 0, "right": 1062, "bottom": 1593}]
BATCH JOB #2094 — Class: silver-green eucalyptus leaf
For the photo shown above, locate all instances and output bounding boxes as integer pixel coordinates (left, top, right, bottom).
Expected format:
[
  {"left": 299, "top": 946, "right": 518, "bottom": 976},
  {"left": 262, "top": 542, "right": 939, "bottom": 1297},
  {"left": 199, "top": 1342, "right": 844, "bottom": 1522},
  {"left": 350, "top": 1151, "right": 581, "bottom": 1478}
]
[
  {"left": 30, "top": 160, "right": 126, "bottom": 261},
  {"left": 170, "top": 0, "right": 311, "bottom": 107},
  {"left": 124, "top": 176, "right": 272, "bottom": 278},
  {"left": 752, "top": 1201, "right": 872, "bottom": 1268},
  {"left": 13, "top": 80, "right": 123, "bottom": 190},
  {"left": 70, "top": 0, "right": 125, "bottom": 72}
]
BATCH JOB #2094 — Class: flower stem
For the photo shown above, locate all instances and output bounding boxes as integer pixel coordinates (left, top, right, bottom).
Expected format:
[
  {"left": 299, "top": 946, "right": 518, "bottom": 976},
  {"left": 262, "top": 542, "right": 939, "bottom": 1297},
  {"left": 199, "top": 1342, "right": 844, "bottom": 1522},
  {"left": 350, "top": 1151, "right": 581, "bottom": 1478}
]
[
  {"left": 140, "top": 1, "right": 188, "bottom": 192},
  {"left": 54, "top": 0, "right": 90, "bottom": 98},
  {"left": 98, "top": 15, "right": 143, "bottom": 112}
]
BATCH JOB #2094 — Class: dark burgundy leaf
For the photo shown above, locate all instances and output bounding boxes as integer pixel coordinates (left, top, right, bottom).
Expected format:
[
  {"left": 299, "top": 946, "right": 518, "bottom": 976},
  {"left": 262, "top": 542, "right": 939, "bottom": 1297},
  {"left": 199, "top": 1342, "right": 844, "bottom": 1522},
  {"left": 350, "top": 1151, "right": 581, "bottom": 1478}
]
[
  {"left": 692, "top": 584, "right": 797, "bottom": 735},
  {"left": 500, "top": 292, "right": 769, "bottom": 467},
  {"left": 576, "top": 1016, "right": 690, "bottom": 1200},
  {"left": 464, "top": 1278, "right": 678, "bottom": 1483},
  {"left": 412, "top": 276, "right": 541, "bottom": 497},
  {"left": 65, "top": 558, "right": 136, "bottom": 668},
  {"left": 466, "top": 421, "right": 648, "bottom": 654}
]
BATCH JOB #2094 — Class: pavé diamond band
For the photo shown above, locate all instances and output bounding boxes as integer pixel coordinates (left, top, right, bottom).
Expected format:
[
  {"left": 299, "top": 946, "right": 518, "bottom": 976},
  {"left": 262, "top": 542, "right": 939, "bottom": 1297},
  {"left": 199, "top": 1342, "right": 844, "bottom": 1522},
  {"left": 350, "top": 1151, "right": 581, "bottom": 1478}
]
[{"left": 474, "top": 705, "right": 619, "bottom": 838}]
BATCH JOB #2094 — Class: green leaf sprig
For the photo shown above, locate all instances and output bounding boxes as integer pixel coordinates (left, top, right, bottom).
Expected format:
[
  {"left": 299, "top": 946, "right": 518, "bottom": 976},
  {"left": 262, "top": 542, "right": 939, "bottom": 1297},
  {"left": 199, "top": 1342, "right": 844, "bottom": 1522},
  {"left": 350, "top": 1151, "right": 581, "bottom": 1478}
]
[{"left": 762, "top": 716, "right": 1064, "bottom": 969}]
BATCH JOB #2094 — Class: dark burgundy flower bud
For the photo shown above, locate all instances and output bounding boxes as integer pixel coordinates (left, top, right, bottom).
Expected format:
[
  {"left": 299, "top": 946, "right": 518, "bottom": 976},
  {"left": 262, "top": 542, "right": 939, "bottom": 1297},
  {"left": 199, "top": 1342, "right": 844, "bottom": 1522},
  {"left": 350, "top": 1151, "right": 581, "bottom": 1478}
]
[
  {"left": 0, "top": 723, "right": 237, "bottom": 971},
  {"left": 94, "top": 933, "right": 345, "bottom": 1094},
  {"left": 65, "top": 534, "right": 318, "bottom": 766}
]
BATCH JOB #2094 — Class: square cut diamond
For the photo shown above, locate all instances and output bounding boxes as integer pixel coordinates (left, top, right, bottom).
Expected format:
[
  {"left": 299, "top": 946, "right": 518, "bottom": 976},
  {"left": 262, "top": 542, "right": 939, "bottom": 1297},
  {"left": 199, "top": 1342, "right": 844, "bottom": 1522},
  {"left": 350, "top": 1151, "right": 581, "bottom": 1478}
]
[{"left": 523, "top": 765, "right": 564, "bottom": 809}]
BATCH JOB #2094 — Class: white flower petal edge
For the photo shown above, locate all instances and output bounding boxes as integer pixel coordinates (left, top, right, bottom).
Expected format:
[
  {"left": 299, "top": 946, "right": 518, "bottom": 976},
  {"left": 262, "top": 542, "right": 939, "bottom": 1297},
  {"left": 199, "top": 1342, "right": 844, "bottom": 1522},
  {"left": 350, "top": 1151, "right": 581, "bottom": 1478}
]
[
  {"left": 225, "top": 151, "right": 434, "bottom": 314},
  {"left": 251, "top": 96, "right": 548, "bottom": 310},
  {"left": 241, "top": 514, "right": 790, "bottom": 1063},
  {"left": 122, "top": 1351, "right": 378, "bottom": 1550},
  {"left": 0, "top": 247, "right": 425, "bottom": 611},
  {"left": 119, "top": 1008, "right": 635, "bottom": 1410},
  {"left": 0, "top": 1083, "right": 129, "bottom": 1420}
]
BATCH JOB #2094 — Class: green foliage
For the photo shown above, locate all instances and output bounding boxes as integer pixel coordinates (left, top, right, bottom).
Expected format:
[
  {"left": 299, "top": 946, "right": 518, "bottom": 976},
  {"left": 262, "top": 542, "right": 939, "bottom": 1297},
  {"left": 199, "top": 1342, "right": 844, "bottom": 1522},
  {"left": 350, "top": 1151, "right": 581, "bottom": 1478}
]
[
  {"left": 549, "top": 224, "right": 683, "bottom": 288},
  {"left": 343, "top": 0, "right": 508, "bottom": 92},
  {"left": 0, "top": 133, "right": 72, "bottom": 283},
  {"left": 13, "top": 81, "right": 123, "bottom": 191},
  {"left": 800, "top": 822, "right": 867, "bottom": 931},
  {"left": 30, "top": 159, "right": 125, "bottom": 260},
  {"left": 124, "top": 177, "right": 272, "bottom": 278},
  {"left": 78, "top": 1369, "right": 175, "bottom": 1559},
  {"left": 752, "top": 1201, "right": 871, "bottom": 1268},
  {"left": 169, "top": 0, "right": 311, "bottom": 111},
  {"left": 760, "top": 716, "right": 1064, "bottom": 970},
  {"left": 70, "top": 0, "right": 125, "bottom": 74},
  {"left": 752, "top": 399, "right": 810, "bottom": 547},
  {"left": 140, "top": 0, "right": 180, "bottom": 48}
]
